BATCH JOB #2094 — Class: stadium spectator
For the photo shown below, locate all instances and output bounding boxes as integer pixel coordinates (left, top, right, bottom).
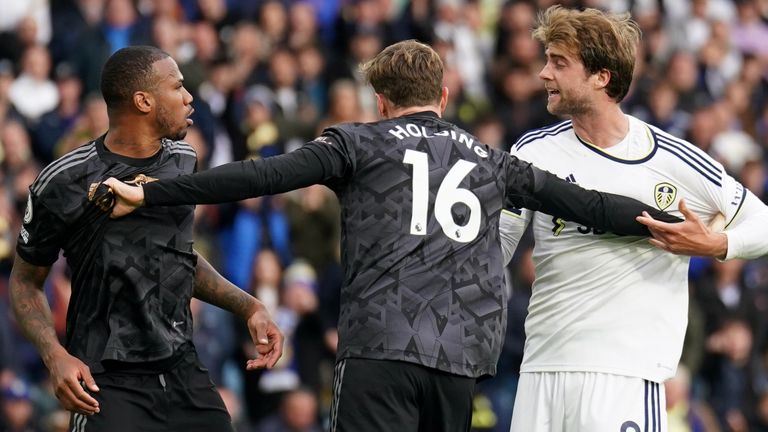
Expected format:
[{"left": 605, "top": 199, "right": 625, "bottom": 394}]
[
  {"left": 30, "top": 63, "right": 83, "bottom": 165},
  {"left": 254, "top": 387, "right": 322, "bottom": 432},
  {"left": 8, "top": 45, "right": 58, "bottom": 123}
]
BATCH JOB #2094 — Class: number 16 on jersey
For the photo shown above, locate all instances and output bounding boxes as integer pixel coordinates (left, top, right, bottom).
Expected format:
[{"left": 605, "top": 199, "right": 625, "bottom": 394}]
[{"left": 403, "top": 149, "right": 481, "bottom": 243}]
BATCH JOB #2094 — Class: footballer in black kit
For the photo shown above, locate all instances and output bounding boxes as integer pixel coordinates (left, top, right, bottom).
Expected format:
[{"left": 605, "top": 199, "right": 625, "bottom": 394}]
[
  {"left": 130, "top": 111, "right": 680, "bottom": 430},
  {"left": 17, "top": 136, "right": 231, "bottom": 431}
]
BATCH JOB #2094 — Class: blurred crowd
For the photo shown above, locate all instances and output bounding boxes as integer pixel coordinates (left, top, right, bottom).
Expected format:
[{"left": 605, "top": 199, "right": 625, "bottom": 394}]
[{"left": 0, "top": 0, "right": 767, "bottom": 431}]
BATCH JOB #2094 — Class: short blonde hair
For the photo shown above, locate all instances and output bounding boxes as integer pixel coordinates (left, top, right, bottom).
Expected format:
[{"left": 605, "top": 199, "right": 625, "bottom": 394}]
[
  {"left": 533, "top": 6, "right": 641, "bottom": 102},
  {"left": 360, "top": 40, "right": 443, "bottom": 107}
]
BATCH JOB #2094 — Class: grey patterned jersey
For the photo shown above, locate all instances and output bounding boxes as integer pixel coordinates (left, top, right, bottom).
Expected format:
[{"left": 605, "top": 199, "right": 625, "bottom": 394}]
[
  {"left": 324, "top": 112, "right": 527, "bottom": 378},
  {"left": 16, "top": 136, "right": 198, "bottom": 373}
]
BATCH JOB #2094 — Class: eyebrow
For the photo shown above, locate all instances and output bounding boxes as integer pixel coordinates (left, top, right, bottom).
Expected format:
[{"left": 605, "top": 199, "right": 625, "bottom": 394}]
[{"left": 546, "top": 53, "right": 568, "bottom": 62}]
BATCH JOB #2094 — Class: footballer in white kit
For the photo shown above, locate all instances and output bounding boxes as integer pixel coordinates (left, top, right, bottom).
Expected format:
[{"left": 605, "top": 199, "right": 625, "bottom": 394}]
[{"left": 500, "top": 116, "right": 768, "bottom": 432}]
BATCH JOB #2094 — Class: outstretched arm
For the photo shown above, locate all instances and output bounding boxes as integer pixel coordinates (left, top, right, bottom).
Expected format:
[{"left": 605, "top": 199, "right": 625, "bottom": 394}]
[
  {"left": 98, "top": 140, "right": 351, "bottom": 217},
  {"left": 9, "top": 255, "right": 100, "bottom": 415},
  {"left": 516, "top": 166, "right": 682, "bottom": 237},
  {"left": 193, "top": 254, "right": 283, "bottom": 370}
]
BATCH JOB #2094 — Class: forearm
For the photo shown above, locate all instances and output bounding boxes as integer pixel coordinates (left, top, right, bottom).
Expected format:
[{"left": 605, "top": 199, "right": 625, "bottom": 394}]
[
  {"left": 530, "top": 167, "right": 682, "bottom": 236},
  {"left": 9, "top": 256, "right": 64, "bottom": 366},
  {"left": 144, "top": 143, "right": 345, "bottom": 206},
  {"left": 724, "top": 191, "right": 768, "bottom": 260},
  {"left": 193, "top": 254, "right": 261, "bottom": 321}
]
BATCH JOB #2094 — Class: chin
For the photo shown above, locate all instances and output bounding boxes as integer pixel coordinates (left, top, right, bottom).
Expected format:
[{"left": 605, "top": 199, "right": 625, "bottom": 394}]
[{"left": 168, "top": 128, "right": 188, "bottom": 141}]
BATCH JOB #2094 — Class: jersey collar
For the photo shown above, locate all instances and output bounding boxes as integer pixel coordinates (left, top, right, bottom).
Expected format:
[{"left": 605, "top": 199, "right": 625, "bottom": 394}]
[{"left": 95, "top": 133, "right": 165, "bottom": 167}]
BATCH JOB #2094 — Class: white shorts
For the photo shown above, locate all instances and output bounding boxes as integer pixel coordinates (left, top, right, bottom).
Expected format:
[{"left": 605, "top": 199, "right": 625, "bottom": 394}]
[{"left": 510, "top": 372, "right": 666, "bottom": 432}]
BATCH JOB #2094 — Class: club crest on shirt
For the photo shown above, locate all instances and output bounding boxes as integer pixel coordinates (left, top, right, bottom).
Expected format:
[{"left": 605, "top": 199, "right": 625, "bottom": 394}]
[
  {"left": 654, "top": 182, "right": 677, "bottom": 210},
  {"left": 23, "top": 194, "right": 33, "bottom": 224}
]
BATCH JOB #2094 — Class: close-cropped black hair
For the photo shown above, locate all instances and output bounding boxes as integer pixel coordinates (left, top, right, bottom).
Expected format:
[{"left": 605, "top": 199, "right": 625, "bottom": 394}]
[{"left": 100, "top": 46, "right": 170, "bottom": 112}]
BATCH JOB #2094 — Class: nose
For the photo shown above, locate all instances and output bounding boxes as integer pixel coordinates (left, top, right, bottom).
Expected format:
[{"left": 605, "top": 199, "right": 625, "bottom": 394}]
[
  {"left": 183, "top": 86, "right": 193, "bottom": 105},
  {"left": 539, "top": 63, "right": 553, "bottom": 81}
]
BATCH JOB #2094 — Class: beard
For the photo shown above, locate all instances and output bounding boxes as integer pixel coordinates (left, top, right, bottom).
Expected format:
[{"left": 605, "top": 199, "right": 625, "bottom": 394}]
[
  {"left": 156, "top": 105, "right": 188, "bottom": 141},
  {"left": 547, "top": 90, "right": 593, "bottom": 117}
]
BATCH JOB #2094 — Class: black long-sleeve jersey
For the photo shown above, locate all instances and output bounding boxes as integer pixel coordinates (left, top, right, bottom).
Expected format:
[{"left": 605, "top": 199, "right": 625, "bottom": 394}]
[
  {"left": 143, "top": 111, "right": 679, "bottom": 378},
  {"left": 17, "top": 136, "right": 198, "bottom": 373}
]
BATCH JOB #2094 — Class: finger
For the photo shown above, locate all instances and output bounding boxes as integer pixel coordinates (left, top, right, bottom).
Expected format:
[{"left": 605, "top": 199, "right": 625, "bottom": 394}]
[
  {"left": 110, "top": 202, "right": 130, "bottom": 219},
  {"left": 81, "top": 369, "right": 100, "bottom": 393},
  {"left": 268, "top": 333, "right": 285, "bottom": 368},
  {"left": 102, "top": 177, "right": 120, "bottom": 189},
  {"left": 68, "top": 377, "right": 99, "bottom": 408},
  {"left": 677, "top": 198, "right": 699, "bottom": 223},
  {"left": 648, "top": 238, "right": 672, "bottom": 252},
  {"left": 635, "top": 211, "right": 653, "bottom": 223},
  {"left": 635, "top": 215, "right": 650, "bottom": 225},
  {"left": 636, "top": 215, "right": 669, "bottom": 231},
  {"left": 57, "top": 384, "right": 98, "bottom": 414},
  {"left": 251, "top": 321, "right": 269, "bottom": 345},
  {"left": 246, "top": 357, "right": 268, "bottom": 370},
  {"left": 646, "top": 228, "right": 664, "bottom": 242},
  {"left": 245, "top": 360, "right": 260, "bottom": 370}
]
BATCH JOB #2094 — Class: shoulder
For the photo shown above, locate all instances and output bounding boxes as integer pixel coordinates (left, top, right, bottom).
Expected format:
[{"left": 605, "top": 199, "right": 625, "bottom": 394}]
[
  {"left": 647, "top": 122, "right": 725, "bottom": 186},
  {"left": 30, "top": 140, "right": 99, "bottom": 198},
  {"left": 511, "top": 120, "right": 573, "bottom": 153},
  {"left": 162, "top": 139, "right": 197, "bottom": 158}
]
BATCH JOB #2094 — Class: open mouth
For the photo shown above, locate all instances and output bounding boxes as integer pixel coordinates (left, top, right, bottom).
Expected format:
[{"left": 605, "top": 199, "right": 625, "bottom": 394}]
[{"left": 547, "top": 89, "right": 560, "bottom": 96}]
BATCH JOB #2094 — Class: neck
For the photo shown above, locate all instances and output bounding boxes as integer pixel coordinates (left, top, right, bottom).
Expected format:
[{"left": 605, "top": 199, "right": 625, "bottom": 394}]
[
  {"left": 570, "top": 103, "right": 628, "bottom": 149},
  {"left": 104, "top": 119, "right": 162, "bottom": 159},
  {"left": 386, "top": 104, "right": 442, "bottom": 119}
]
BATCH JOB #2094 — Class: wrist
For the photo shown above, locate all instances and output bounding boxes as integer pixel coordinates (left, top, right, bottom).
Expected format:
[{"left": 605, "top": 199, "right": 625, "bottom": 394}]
[
  {"left": 713, "top": 232, "right": 728, "bottom": 260},
  {"left": 41, "top": 344, "right": 67, "bottom": 368},
  {"left": 245, "top": 298, "right": 268, "bottom": 321}
]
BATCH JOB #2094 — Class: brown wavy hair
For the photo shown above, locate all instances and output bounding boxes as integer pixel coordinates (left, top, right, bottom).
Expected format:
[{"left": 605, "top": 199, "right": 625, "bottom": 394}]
[
  {"left": 533, "top": 6, "right": 641, "bottom": 102},
  {"left": 360, "top": 40, "right": 443, "bottom": 108}
]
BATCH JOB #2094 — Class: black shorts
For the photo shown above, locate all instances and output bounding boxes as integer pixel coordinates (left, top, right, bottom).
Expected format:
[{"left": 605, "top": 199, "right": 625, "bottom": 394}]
[
  {"left": 69, "top": 353, "right": 232, "bottom": 432},
  {"left": 329, "top": 358, "right": 476, "bottom": 432}
]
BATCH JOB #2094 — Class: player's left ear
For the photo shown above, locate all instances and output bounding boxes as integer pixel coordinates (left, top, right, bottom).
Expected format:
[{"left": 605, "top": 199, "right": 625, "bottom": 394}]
[
  {"left": 593, "top": 69, "right": 611, "bottom": 91},
  {"left": 376, "top": 93, "right": 389, "bottom": 119},
  {"left": 438, "top": 86, "right": 449, "bottom": 113},
  {"left": 133, "top": 91, "right": 153, "bottom": 114}
]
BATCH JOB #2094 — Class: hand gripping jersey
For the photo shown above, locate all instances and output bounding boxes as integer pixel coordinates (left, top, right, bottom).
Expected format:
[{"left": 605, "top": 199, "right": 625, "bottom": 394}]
[
  {"left": 500, "top": 115, "right": 768, "bottom": 382},
  {"left": 17, "top": 136, "right": 198, "bottom": 373}
]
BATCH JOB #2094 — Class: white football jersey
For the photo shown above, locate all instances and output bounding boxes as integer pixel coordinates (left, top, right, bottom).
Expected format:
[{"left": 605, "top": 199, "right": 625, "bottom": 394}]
[{"left": 501, "top": 115, "right": 747, "bottom": 382}]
